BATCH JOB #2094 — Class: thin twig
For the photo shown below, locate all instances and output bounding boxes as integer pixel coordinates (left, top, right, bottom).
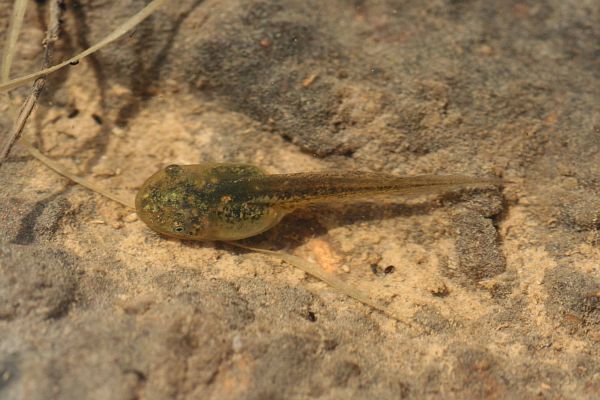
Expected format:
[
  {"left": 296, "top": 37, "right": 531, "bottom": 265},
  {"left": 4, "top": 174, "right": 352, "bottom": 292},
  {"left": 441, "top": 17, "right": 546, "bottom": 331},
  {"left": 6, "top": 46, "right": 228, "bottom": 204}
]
[
  {"left": 21, "top": 138, "right": 135, "bottom": 208},
  {"left": 0, "top": 0, "right": 64, "bottom": 166},
  {"left": 2, "top": 0, "right": 29, "bottom": 82},
  {"left": 226, "top": 241, "right": 415, "bottom": 327}
]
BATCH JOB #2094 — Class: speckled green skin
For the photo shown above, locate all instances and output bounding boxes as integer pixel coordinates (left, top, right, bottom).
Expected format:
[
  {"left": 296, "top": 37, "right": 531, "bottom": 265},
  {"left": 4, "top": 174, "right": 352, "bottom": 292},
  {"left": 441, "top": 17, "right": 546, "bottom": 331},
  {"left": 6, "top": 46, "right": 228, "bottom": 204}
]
[
  {"left": 135, "top": 163, "right": 500, "bottom": 241},
  {"left": 136, "top": 164, "right": 282, "bottom": 241}
]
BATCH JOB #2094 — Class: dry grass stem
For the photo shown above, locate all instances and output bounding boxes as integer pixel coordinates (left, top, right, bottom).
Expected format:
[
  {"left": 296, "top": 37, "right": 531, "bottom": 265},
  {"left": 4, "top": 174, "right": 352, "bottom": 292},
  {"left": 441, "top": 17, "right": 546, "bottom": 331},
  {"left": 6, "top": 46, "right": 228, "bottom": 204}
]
[
  {"left": 0, "top": 0, "right": 64, "bottom": 165},
  {"left": 1, "top": 0, "right": 29, "bottom": 82}
]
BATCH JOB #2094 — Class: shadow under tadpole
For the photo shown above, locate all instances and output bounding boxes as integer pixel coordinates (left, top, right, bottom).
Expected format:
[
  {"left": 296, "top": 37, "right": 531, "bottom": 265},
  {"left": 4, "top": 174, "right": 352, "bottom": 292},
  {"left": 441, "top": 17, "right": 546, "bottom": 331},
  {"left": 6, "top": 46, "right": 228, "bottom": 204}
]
[
  {"left": 236, "top": 187, "right": 503, "bottom": 251},
  {"left": 175, "top": 187, "right": 504, "bottom": 254},
  {"left": 175, "top": 198, "right": 436, "bottom": 254}
]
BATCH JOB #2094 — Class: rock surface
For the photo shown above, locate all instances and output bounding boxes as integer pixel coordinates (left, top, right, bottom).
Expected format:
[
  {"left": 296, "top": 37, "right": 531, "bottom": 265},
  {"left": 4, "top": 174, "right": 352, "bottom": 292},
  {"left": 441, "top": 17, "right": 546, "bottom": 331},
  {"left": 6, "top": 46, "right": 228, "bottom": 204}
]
[{"left": 1, "top": 0, "right": 599, "bottom": 399}]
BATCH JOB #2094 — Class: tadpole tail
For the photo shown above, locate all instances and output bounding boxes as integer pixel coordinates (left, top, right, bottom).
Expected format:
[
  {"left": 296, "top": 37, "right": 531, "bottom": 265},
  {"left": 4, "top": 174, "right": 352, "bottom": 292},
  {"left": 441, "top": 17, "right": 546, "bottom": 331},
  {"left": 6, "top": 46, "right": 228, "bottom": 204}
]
[
  {"left": 385, "top": 174, "right": 505, "bottom": 195},
  {"left": 255, "top": 172, "right": 504, "bottom": 207}
]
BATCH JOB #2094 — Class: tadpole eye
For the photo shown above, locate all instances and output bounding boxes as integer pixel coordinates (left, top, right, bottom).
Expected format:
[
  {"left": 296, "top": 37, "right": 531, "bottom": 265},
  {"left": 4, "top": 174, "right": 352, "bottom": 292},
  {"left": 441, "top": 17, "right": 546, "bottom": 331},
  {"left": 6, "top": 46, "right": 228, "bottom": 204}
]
[{"left": 174, "top": 226, "right": 185, "bottom": 233}]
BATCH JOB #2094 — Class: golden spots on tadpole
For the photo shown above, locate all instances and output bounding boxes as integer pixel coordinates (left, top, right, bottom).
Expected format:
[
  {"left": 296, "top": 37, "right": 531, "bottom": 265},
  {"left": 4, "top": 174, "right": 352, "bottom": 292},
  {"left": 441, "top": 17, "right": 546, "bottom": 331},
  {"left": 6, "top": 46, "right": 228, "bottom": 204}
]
[
  {"left": 210, "top": 176, "right": 220, "bottom": 184},
  {"left": 162, "top": 191, "right": 174, "bottom": 200},
  {"left": 193, "top": 216, "right": 210, "bottom": 231},
  {"left": 221, "top": 195, "right": 232, "bottom": 204}
]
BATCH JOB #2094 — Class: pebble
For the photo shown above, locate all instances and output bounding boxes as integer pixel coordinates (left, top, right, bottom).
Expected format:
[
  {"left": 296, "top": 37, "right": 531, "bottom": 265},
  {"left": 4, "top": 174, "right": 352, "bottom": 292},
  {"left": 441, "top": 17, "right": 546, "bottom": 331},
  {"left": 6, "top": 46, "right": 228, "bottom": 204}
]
[{"left": 123, "top": 213, "right": 138, "bottom": 223}]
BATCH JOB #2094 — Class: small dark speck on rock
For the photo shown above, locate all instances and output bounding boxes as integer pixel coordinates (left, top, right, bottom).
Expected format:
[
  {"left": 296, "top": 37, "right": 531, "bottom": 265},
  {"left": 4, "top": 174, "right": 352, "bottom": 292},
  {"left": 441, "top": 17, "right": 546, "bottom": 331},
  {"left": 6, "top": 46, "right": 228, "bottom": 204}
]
[
  {"left": 370, "top": 264, "right": 395, "bottom": 276},
  {"left": 370, "top": 263, "right": 378, "bottom": 275},
  {"left": 92, "top": 114, "right": 103, "bottom": 125}
]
